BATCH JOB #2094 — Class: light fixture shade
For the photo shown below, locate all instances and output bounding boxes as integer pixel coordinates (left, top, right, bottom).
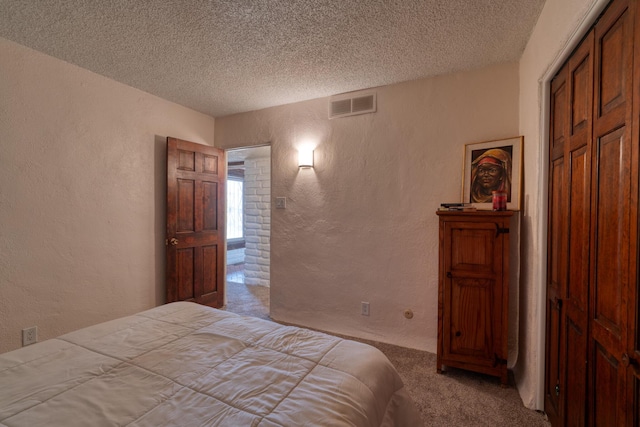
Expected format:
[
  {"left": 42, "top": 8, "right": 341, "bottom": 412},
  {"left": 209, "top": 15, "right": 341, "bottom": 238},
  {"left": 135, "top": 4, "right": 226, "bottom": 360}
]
[{"left": 298, "top": 148, "right": 314, "bottom": 168}]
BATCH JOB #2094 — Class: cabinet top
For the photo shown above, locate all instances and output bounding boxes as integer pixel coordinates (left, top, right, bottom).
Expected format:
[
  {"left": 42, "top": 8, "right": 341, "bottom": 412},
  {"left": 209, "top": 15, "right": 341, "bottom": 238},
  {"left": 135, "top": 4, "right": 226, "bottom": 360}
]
[{"left": 436, "top": 210, "right": 515, "bottom": 217}]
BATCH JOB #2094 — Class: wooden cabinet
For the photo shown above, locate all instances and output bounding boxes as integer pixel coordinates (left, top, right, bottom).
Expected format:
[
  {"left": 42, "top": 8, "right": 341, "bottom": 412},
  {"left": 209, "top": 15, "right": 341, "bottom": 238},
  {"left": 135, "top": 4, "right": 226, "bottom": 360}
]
[{"left": 436, "top": 211, "right": 513, "bottom": 385}]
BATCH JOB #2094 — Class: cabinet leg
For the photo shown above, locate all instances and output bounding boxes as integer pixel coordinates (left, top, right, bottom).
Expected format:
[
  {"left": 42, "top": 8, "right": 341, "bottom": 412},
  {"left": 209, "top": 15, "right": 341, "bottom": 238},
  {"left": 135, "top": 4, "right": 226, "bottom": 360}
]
[{"left": 500, "top": 370, "right": 509, "bottom": 387}]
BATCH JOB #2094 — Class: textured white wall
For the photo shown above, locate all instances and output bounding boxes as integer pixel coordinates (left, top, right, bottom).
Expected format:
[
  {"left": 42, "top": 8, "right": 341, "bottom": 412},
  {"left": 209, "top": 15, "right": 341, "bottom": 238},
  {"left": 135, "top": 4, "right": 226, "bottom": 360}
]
[
  {"left": 243, "top": 157, "right": 271, "bottom": 287},
  {"left": 517, "top": 0, "right": 605, "bottom": 410},
  {"left": 0, "top": 38, "right": 216, "bottom": 353},
  {"left": 215, "top": 62, "right": 519, "bottom": 353}
]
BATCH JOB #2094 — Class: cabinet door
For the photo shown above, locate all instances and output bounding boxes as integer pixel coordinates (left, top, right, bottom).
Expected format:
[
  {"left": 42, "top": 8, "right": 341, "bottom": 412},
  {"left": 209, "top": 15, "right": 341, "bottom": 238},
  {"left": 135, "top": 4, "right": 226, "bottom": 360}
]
[{"left": 442, "top": 221, "right": 505, "bottom": 367}]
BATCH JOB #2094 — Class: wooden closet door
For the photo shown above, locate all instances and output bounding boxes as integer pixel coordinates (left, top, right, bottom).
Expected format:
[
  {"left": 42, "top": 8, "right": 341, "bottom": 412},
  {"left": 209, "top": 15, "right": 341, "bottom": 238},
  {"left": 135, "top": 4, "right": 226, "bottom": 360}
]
[
  {"left": 545, "top": 31, "right": 594, "bottom": 426},
  {"left": 546, "top": 0, "right": 640, "bottom": 424},
  {"left": 545, "top": 61, "right": 569, "bottom": 427},
  {"left": 589, "top": 0, "right": 637, "bottom": 425},
  {"left": 564, "top": 30, "right": 594, "bottom": 427},
  {"left": 631, "top": 0, "right": 640, "bottom": 422}
]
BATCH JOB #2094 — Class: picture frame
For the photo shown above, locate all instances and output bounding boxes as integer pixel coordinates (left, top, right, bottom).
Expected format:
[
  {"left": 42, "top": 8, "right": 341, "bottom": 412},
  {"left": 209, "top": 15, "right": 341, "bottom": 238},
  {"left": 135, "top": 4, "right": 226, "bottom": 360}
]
[{"left": 462, "top": 136, "right": 523, "bottom": 211}]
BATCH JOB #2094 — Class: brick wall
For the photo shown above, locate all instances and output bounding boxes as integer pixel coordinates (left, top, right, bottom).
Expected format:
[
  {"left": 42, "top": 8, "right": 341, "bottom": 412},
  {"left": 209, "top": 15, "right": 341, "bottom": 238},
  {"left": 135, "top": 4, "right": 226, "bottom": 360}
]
[{"left": 243, "top": 157, "right": 270, "bottom": 286}]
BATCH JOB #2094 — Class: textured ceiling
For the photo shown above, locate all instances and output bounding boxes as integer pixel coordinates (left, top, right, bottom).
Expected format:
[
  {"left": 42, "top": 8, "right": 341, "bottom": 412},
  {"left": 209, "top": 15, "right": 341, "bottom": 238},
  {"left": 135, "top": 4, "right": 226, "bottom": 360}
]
[{"left": 0, "top": 0, "right": 545, "bottom": 117}]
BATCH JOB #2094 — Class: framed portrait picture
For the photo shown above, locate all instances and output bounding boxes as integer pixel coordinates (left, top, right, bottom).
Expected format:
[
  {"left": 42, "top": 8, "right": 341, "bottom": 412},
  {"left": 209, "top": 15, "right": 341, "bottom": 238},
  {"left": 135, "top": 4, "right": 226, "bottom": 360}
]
[{"left": 462, "top": 136, "right": 523, "bottom": 210}]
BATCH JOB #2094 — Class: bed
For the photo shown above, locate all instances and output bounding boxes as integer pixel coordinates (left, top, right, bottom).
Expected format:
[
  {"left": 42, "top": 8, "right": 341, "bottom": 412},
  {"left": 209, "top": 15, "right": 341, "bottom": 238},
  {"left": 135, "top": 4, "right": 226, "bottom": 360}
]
[{"left": 0, "top": 302, "right": 422, "bottom": 426}]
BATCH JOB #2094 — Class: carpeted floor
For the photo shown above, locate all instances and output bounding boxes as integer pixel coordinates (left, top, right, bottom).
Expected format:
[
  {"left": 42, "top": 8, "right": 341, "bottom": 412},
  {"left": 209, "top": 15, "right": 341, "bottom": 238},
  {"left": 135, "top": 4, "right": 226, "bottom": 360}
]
[
  {"left": 223, "top": 281, "right": 550, "bottom": 427},
  {"left": 225, "top": 280, "right": 270, "bottom": 320}
]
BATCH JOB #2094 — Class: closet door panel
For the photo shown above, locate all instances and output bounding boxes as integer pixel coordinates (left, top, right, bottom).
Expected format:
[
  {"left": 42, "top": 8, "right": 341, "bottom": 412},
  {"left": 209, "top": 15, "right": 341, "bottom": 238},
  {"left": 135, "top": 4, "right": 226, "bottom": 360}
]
[
  {"left": 571, "top": 54, "right": 591, "bottom": 134},
  {"left": 567, "top": 145, "right": 590, "bottom": 310},
  {"left": 548, "top": 156, "right": 567, "bottom": 295},
  {"left": 546, "top": 1, "right": 639, "bottom": 424},
  {"left": 565, "top": 31, "right": 594, "bottom": 426},
  {"left": 593, "top": 343, "right": 621, "bottom": 426},
  {"left": 590, "top": 127, "right": 629, "bottom": 426},
  {"left": 592, "top": 127, "right": 628, "bottom": 336},
  {"left": 565, "top": 317, "right": 587, "bottom": 426},
  {"left": 545, "top": 65, "right": 569, "bottom": 426},
  {"left": 589, "top": 0, "right": 636, "bottom": 423},
  {"left": 596, "top": 8, "right": 631, "bottom": 117}
]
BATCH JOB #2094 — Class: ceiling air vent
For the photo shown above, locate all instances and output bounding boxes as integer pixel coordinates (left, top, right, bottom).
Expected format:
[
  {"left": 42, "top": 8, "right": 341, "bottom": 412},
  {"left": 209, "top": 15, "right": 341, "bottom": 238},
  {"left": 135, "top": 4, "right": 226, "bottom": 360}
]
[{"left": 329, "top": 92, "right": 376, "bottom": 119}]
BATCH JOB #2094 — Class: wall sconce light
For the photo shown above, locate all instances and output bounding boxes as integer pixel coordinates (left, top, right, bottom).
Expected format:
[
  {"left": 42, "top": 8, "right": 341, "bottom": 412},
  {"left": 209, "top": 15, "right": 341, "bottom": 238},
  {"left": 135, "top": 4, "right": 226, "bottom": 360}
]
[{"left": 298, "top": 148, "right": 314, "bottom": 168}]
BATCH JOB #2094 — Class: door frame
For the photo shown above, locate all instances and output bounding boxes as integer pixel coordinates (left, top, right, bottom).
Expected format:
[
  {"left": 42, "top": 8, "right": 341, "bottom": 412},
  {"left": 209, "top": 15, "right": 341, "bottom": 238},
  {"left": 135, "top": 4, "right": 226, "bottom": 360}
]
[
  {"left": 536, "top": 0, "right": 610, "bottom": 410},
  {"left": 223, "top": 144, "right": 272, "bottom": 306}
]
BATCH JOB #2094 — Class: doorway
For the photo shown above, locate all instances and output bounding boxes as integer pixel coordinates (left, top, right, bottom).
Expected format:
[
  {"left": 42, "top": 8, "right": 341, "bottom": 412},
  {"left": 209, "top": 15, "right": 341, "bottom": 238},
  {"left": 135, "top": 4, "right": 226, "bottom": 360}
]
[{"left": 225, "top": 145, "right": 271, "bottom": 319}]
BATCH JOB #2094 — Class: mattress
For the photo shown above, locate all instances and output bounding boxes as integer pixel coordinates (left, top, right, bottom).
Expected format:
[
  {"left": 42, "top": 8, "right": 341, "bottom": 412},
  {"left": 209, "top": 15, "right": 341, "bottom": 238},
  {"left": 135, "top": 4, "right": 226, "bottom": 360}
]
[{"left": 0, "top": 302, "right": 422, "bottom": 426}]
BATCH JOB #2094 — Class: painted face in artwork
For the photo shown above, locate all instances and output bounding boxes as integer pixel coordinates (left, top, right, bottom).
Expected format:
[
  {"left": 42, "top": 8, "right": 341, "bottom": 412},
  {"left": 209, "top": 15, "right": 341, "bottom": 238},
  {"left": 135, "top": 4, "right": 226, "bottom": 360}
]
[
  {"left": 476, "top": 161, "right": 504, "bottom": 191},
  {"left": 470, "top": 148, "right": 512, "bottom": 204}
]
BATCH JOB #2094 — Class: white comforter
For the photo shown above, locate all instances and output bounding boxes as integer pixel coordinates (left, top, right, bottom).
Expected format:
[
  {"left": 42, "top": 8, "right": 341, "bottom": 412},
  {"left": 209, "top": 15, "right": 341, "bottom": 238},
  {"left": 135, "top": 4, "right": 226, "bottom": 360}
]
[{"left": 0, "top": 302, "right": 422, "bottom": 426}]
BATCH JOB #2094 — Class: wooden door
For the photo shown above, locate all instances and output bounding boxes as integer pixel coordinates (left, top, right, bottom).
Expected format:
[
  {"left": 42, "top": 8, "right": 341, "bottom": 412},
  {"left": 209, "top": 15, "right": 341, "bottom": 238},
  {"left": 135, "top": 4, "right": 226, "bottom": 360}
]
[
  {"left": 166, "top": 137, "right": 226, "bottom": 308},
  {"left": 545, "top": 30, "right": 595, "bottom": 427},
  {"left": 546, "top": 0, "right": 639, "bottom": 424},
  {"left": 546, "top": 60, "right": 569, "bottom": 427},
  {"left": 563, "top": 30, "right": 593, "bottom": 427},
  {"left": 589, "top": 1, "right": 636, "bottom": 424}
]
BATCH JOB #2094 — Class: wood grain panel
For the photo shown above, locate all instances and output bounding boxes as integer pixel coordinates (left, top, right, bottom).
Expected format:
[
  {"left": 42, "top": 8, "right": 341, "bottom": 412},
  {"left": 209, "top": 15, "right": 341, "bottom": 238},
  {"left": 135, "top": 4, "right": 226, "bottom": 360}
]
[
  {"left": 450, "top": 228, "right": 494, "bottom": 273},
  {"left": 552, "top": 78, "right": 567, "bottom": 159},
  {"left": 449, "top": 278, "right": 492, "bottom": 360},
  {"left": 635, "top": 377, "right": 640, "bottom": 427},
  {"left": 593, "top": 127, "right": 627, "bottom": 334},
  {"left": 177, "top": 179, "right": 195, "bottom": 232},
  {"left": 549, "top": 158, "right": 566, "bottom": 290},
  {"left": 565, "top": 318, "right": 587, "bottom": 426},
  {"left": 545, "top": 155, "right": 565, "bottom": 426},
  {"left": 178, "top": 150, "right": 195, "bottom": 171},
  {"left": 545, "top": 297, "right": 562, "bottom": 421},
  {"left": 572, "top": 57, "right": 591, "bottom": 133},
  {"left": 202, "top": 245, "right": 218, "bottom": 295},
  {"left": 568, "top": 146, "right": 590, "bottom": 308},
  {"left": 202, "top": 181, "right": 218, "bottom": 231},
  {"left": 177, "top": 248, "right": 195, "bottom": 301},
  {"left": 598, "top": 10, "right": 628, "bottom": 116},
  {"left": 593, "top": 344, "right": 619, "bottom": 426},
  {"left": 203, "top": 155, "right": 219, "bottom": 174}
]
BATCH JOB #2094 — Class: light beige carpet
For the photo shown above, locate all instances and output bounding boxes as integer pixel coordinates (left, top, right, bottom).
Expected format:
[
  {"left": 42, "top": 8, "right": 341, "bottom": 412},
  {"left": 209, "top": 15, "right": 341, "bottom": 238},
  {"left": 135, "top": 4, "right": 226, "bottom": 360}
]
[{"left": 224, "top": 281, "right": 550, "bottom": 427}]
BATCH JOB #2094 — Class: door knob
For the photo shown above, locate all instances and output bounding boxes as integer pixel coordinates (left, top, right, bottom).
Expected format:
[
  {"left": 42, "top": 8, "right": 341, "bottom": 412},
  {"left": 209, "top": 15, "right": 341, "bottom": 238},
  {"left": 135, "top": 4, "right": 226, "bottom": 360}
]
[{"left": 169, "top": 238, "right": 179, "bottom": 246}]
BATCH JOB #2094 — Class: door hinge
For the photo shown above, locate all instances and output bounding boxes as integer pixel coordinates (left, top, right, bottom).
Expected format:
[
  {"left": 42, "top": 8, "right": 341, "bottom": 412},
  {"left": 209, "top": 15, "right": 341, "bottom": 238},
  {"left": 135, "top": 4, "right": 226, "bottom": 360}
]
[
  {"left": 493, "top": 354, "right": 508, "bottom": 367},
  {"left": 495, "top": 224, "right": 510, "bottom": 236},
  {"left": 555, "top": 383, "right": 560, "bottom": 396},
  {"left": 553, "top": 297, "right": 563, "bottom": 310}
]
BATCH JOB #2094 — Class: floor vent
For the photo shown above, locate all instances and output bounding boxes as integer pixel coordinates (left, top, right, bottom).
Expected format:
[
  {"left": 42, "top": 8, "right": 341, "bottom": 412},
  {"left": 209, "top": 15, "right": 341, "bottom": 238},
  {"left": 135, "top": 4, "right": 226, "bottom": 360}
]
[{"left": 329, "top": 92, "right": 376, "bottom": 119}]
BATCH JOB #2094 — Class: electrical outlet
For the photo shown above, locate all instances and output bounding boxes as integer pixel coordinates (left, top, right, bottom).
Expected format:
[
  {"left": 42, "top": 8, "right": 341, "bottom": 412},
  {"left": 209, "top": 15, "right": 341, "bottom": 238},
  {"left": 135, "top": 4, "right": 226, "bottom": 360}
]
[
  {"left": 22, "top": 326, "right": 37, "bottom": 346},
  {"left": 275, "top": 197, "right": 287, "bottom": 209},
  {"left": 361, "top": 302, "right": 370, "bottom": 316}
]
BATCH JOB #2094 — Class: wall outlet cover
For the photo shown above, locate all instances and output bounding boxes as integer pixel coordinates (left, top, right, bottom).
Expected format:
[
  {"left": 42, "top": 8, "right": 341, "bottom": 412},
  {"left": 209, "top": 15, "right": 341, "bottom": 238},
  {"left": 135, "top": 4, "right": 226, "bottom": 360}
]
[
  {"left": 275, "top": 197, "right": 286, "bottom": 209},
  {"left": 361, "top": 302, "right": 370, "bottom": 316},
  {"left": 22, "top": 326, "right": 38, "bottom": 346}
]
